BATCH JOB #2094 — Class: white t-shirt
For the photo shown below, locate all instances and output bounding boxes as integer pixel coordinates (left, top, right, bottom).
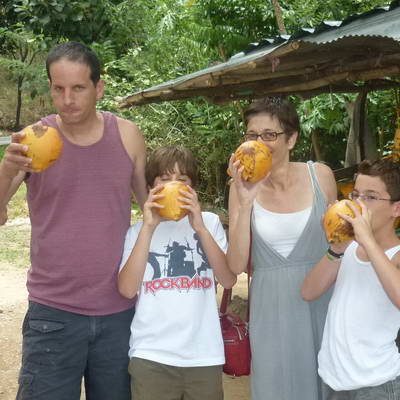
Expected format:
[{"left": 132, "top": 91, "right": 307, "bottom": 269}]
[
  {"left": 318, "top": 241, "right": 400, "bottom": 390},
  {"left": 119, "top": 212, "right": 227, "bottom": 367}
]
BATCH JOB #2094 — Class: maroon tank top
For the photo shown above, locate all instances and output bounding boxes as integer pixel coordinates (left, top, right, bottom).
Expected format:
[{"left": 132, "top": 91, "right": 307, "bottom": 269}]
[{"left": 25, "top": 112, "right": 135, "bottom": 315}]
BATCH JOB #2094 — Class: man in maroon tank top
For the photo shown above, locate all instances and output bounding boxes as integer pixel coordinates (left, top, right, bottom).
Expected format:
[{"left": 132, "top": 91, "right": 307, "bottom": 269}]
[{"left": 0, "top": 42, "right": 148, "bottom": 400}]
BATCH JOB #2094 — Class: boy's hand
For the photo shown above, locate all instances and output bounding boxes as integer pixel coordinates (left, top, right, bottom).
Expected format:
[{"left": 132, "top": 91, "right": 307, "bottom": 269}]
[
  {"left": 1, "top": 131, "right": 34, "bottom": 178},
  {"left": 321, "top": 201, "right": 351, "bottom": 254},
  {"left": 337, "top": 199, "right": 374, "bottom": 248},
  {"left": 228, "top": 153, "right": 268, "bottom": 206},
  {"left": 178, "top": 186, "right": 205, "bottom": 232},
  {"left": 142, "top": 185, "right": 164, "bottom": 229}
]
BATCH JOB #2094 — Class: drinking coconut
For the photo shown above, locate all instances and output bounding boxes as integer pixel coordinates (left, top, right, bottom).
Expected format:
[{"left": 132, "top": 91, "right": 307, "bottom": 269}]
[
  {"left": 155, "top": 181, "right": 191, "bottom": 221},
  {"left": 323, "top": 199, "right": 362, "bottom": 243},
  {"left": 20, "top": 124, "right": 63, "bottom": 172}
]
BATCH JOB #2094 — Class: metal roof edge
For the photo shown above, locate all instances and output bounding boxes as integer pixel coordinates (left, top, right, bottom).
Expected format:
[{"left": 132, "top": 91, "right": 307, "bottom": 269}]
[{"left": 242, "top": 1, "right": 398, "bottom": 54}]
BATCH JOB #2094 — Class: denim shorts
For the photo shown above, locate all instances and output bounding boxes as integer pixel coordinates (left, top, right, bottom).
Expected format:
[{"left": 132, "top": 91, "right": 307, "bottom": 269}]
[
  {"left": 329, "top": 375, "right": 400, "bottom": 400},
  {"left": 16, "top": 301, "right": 134, "bottom": 400}
]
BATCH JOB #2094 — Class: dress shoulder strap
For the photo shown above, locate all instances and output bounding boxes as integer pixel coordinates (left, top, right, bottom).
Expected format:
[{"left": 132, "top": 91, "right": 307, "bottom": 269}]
[{"left": 306, "top": 161, "right": 326, "bottom": 204}]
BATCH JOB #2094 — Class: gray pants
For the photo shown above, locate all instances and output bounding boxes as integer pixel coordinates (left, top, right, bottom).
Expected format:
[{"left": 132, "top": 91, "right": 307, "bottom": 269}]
[{"left": 329, "top": 375, "right": 400, "bottom": 400}]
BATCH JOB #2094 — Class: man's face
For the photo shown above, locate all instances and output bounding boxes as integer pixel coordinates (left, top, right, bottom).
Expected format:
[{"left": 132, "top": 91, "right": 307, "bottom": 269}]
[{"left": 48, "top": 59, "right": 104, "bottom": 125}]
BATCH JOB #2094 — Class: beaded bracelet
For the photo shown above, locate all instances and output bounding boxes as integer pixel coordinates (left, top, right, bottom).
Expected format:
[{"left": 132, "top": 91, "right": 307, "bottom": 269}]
[{"left": 326, "top": 248, "right": 344, "bottom": 261}]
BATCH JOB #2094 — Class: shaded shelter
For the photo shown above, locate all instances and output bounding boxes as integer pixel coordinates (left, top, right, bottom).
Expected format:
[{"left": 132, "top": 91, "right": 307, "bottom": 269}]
[
  {"left": 122, "top": 1, "right": 400, "bottom": 179},
  {"left": 122, "top": 2, "right": 400, "bottom": 107}
]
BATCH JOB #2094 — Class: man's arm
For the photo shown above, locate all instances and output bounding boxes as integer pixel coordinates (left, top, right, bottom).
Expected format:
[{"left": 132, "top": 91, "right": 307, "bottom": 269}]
[
  {"left": 117, "top": 118, "right": 148, "bottom": 209},
  {"left": 0, "top": 131, "right": 32, "bottom": 225}
]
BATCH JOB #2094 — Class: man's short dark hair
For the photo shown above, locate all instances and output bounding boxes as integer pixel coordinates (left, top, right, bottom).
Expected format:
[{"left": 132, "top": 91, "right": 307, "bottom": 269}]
[
  {"left": 145, "top": 146, "right": 198, "bottom": 188},
  {"left": 46, "top": 41, "right": 101, "bottom": 85},
  {"left": 357, "top": 159, "right": 400, "bottom": 201}
]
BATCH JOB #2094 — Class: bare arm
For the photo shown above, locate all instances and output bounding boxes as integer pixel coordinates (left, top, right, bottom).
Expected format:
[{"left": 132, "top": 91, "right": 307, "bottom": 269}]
[
  {"left": 118, "top": 118, "right": 148, "bottom": 210},
  {"left": 226, "top": 155, "right": 263, "bottom": 274},
  {"left": 227, "top": 184, "right": 253, "bottom": 274},
  {"left": 301, "top": 243, "right": 346, "bottom": 301},
  {"left": 0, "top": 131, "right": 33, "bottom": 225},
  {"left": 342, "top": 201, "right": 400, "bottom": 309},
  {"left": 118, "top": 224, "right": 156, "bottom": 298},
  {"left": 314, "top": 162, "right": 337, "bottom": 205},
  {"left": 118, "top": 185, "right": 164, "bottom": 298},
  {"left": 365, "top": 243, "right": 400, "bottom": 309}
]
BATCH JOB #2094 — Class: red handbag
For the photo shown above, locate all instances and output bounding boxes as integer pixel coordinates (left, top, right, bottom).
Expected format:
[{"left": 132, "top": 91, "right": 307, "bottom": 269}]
[{"left": 219, "top": 255, "right": 251, "bottom": 377}]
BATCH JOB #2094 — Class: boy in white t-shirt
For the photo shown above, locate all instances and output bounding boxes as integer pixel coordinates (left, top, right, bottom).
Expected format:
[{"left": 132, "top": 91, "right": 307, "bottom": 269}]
[
  {"left": 118, "top": 145, "right": 236, "bottom": 400},
  {"left": 302, "top": 159, "right": 400, "bottom": 400}
]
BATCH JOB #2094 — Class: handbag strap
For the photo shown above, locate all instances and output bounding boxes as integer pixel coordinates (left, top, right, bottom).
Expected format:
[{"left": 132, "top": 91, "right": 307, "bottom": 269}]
[{"left": 220, "top": 233, "right": 252, "bottom": 322}]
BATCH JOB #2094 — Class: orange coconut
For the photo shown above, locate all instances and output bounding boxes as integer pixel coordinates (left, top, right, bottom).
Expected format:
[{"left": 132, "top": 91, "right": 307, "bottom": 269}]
[
  {"left": 323, "top": 199, "right": 362, "bottom": 243},
  {"left": 230, "top": 140, "right": 272, "bottom": 182},
  {"left": 155, "top": 181, "right": 191, "bottom": 221},
  {"left": 20, "top": 124, "right": 63, "bottom": 172}
]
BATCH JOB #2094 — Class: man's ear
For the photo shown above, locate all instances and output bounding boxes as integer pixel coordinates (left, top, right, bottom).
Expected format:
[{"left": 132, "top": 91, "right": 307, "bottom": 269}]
[{"left": 96, "top": 79, "right": 105, "bottom": 100}]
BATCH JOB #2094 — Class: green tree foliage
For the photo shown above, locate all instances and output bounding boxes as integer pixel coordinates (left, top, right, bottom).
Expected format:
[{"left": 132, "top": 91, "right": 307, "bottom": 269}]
[
  {"left": 193, "top": 0, "right": 277, "bottom": 58},
  {"left": 12, "top": 0, "right": 151, "bottom": 55},
  {"left": 13, "top": 0, "right": 113, "bottom": 44},
  {"left": 0, "top": 26, "right": 49, "bottom": 129},
  {"left": 0, "top": 0, "right": 397, "bottom": 206}
]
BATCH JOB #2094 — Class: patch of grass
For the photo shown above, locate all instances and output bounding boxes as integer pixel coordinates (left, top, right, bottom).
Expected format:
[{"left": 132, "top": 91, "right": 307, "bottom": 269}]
[
  {"left": 0, "top": 184, "right": 30, "bottom": 268},
  {"left": 0, "top": 222, "right": 31, "bottom": 268},
  {"left": 8, "top": 184, "right": 29, "bottom": 220}
]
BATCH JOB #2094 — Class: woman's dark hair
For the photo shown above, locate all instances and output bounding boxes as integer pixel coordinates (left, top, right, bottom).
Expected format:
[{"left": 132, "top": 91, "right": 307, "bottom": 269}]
[
  {"left": 244, "top": 97, "right": 300, "bottom": 138},
  {"left": 145, "top": 146, "right": 198, "bottom": 188},
  {"left": 357, "top": 159, "right": 400, "bottom": 201},
  {"left": 46, "top": 41, "right": 101, "bottom": 85}
]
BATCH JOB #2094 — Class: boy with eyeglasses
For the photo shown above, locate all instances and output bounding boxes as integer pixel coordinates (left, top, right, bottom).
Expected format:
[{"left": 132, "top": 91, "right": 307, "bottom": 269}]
[{"left": 302, "top": 158, "right": 400, "bottom": 400}]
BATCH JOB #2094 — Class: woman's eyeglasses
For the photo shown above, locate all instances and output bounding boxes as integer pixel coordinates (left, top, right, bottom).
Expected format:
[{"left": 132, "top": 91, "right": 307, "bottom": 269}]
[
  {"left": 348, "top": 191, "right": 395, "bottom": 202},
  {"left": 244, "top": 131, "right": 285, "bottom": 142}
]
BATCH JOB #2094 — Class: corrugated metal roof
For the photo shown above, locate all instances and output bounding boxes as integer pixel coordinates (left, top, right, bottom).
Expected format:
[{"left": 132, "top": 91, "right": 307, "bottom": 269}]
[{"left": 122, "top": 1, "right": 400, "bottom": 107}]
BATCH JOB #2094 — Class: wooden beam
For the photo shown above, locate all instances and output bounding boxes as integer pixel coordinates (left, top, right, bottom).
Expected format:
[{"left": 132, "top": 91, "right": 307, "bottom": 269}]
[
  {"left": 121, "top": 78, "right": 400, "bottom": 107},
  {"left": 333, "top": 164, "right": 358, "bottom": 181}
]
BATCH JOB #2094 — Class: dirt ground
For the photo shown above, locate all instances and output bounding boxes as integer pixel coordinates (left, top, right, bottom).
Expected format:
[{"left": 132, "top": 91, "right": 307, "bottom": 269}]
[{"left": 0, "top": 228, "right": 250, "bottom": 399}]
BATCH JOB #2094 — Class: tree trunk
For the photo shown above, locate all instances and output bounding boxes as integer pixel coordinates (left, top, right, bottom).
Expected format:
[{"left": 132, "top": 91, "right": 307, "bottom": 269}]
[
  {"left": 311, "top": 129, "right": 323, "bottom": 161},
  {"left": 14, "top": 76, "right": 24, "bottom": 131},
  {"left": 271, "top": 0, "right": 287, "bottom": 34},
  {"left": 344, "top": 91, "right": 378, "bottom": 167}
]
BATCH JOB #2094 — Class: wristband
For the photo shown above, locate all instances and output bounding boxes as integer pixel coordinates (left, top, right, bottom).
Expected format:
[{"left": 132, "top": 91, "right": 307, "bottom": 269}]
[{"left": 326, "top": 247, "right": 344, "bottom": 261}]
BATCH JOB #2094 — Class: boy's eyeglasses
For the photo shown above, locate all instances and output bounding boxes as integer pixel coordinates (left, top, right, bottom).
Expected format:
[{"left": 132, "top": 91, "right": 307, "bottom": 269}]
[
  {"left": 348, "top": 191, "right": 395, "bottom": 202},
  {"left": 243, "top": 131, "right": 285, "bottom": 142}
]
